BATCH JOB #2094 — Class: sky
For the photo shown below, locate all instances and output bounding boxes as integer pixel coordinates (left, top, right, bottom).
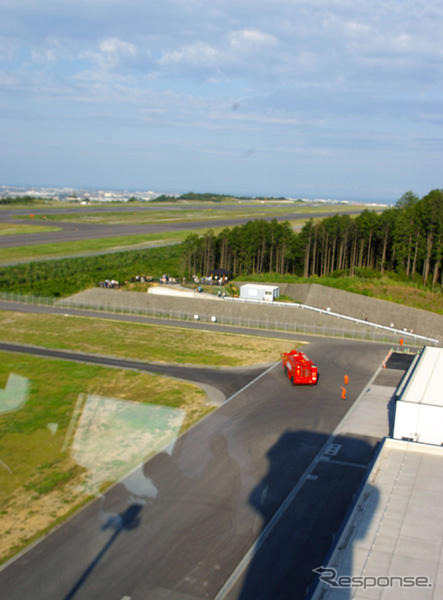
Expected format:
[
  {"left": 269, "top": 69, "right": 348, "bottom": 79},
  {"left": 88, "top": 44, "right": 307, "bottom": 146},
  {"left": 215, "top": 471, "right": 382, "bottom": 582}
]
[{"left": 1, "top": 0, "right": 442, "bottom": 203}]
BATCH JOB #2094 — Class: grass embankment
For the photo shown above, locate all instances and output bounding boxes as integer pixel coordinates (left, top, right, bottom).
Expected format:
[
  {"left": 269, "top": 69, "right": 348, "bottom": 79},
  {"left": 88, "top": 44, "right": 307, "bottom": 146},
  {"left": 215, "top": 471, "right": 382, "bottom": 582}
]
[
  {"left": 0, "top": 231, "right": 190, "bottom": 264},
  {"left": 237, "top": 273, "right": 443, "bottom": 314},
  {"left": 0, "top": 311, "right": 294, "bottom": 366},
  {"left": 0, "top": 351, "right": 212, "bottom": 563},
  {"left": 324, "top": 275, "right": 443, "bottom": 314},
  {"left": 0, "top": 224, "right": 62, "bottom": 236}
]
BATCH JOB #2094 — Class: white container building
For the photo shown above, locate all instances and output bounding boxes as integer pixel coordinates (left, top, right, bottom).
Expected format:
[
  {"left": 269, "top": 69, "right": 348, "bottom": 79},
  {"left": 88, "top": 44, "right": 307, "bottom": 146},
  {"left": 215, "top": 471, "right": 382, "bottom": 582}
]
[{"left": 239, "top": 284, "right": 280, "bottom": 302}]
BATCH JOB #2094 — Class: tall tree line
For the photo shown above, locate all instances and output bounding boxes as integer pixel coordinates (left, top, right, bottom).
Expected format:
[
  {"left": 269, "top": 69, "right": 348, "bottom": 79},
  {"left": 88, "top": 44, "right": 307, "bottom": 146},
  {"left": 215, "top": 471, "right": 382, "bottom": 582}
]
[{"left": 182, "top": 190, "right": 443, "bottom": 287}]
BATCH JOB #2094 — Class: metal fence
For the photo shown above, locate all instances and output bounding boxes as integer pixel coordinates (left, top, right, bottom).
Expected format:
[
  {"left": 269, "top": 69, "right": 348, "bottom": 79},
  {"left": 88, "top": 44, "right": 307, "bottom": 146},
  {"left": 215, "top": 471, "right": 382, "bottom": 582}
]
[
  {"left": 0, "top": 290, "right": 439, "bottom": 348},
  {"left": 225, "top": 296, "right": 440, "bottom": 345}
]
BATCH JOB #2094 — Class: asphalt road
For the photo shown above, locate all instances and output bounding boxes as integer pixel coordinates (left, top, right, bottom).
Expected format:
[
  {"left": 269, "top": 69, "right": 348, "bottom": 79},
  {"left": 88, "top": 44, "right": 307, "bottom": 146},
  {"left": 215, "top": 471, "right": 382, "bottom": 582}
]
[
  {"left": 0, "top": 338, "right": 390, "bottom": 600},
  {"left": 0, "top": 210, "right": 364, "bottom": 248},
  {"left": 0, "top": 341, "right": 264, "bottom": 401}
]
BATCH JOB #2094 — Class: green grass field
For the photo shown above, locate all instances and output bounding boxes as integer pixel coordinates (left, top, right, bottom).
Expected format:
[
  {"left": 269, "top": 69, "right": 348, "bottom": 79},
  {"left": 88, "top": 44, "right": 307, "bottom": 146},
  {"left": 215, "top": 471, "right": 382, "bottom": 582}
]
[
  {"left": 0, "top": 350, "right": 212, "bottom": 563},
  {"left": 0, "top": 224, "right": 62, "bottom": 236},
  {"left": 0, "top": 310, "right": 294, "bottom": 366},
  {"left": 0, "top": 231, "right": 190, "bottom": 264},
  {"left": 20, "top": 203, "right": 362, "bottom": 225}
]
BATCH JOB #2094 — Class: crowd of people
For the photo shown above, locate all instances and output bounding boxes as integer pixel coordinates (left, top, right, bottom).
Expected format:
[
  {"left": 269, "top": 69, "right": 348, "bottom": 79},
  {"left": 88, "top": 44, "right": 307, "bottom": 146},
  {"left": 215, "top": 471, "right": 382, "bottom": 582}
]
[
  {"left": 98, "top": 270, "right": 230, "bottom": 290},
  {"left": 98, "top": 279, "right": 120, "bottom": 289}
]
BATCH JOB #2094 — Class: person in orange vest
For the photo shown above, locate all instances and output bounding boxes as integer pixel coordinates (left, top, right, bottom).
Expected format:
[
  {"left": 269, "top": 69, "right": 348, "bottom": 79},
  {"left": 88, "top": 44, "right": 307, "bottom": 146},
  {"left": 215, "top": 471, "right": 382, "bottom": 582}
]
[
  {"left": 344, "top": 375, "right": 349, "bottom": 385},
  {"left": 341, "top": 386, "right": 347, "bottom": 400}
]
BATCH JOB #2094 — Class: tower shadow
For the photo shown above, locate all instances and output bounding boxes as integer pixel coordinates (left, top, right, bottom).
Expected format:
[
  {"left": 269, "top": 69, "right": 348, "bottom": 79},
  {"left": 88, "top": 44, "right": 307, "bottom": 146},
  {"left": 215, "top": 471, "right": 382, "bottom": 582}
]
[{"left": 234, "top": 430, "right": 379, "bottom": 600}]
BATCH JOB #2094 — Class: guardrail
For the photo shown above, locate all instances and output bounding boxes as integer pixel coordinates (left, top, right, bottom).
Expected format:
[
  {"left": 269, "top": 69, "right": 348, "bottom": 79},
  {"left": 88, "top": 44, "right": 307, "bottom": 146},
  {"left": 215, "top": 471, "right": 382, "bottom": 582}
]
[{"left": 224, "top": 297, "right": 440, "bottom": 345}]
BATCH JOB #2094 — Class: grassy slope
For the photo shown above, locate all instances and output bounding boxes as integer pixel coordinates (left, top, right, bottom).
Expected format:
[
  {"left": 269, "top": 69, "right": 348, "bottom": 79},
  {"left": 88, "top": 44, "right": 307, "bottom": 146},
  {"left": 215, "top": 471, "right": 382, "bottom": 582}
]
[
  {"left": 237, "top": 273, "right": 443, "bottom": 314},
  {"left": 314, "top": 275, "right": 443, "bottom": 314},
  {"left": 0, "top": 311, "right": 294, "bottom": 366},
  {"left": 0, "top": 231, "right": 189, "bottom": 263}
]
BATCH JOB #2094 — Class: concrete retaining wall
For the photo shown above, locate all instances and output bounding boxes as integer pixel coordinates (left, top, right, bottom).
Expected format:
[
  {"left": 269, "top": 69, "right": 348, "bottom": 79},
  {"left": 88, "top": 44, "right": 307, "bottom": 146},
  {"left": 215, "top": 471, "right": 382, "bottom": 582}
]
[
  {"left": 60, "top": 287, "right": 438, "bottom": 344},
  {"left": 292, "top": 283, "right": 442, "bottom": 341},
  {"left": 237, "top": 282, "right": 443, "bottom": 342}
]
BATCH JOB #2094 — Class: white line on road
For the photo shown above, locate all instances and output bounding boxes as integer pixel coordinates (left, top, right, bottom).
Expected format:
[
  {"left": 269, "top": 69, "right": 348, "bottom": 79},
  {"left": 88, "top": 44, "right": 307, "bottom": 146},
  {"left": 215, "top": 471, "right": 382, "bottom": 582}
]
[
  {"left": 225, "top": 361, "right": 280, "bottom": 404},
  {"left": 0, "top": 357, "right": 281, "bottom": 575},
  {"left": 319, "top": 457, "right": 368, "bottom": 469}
]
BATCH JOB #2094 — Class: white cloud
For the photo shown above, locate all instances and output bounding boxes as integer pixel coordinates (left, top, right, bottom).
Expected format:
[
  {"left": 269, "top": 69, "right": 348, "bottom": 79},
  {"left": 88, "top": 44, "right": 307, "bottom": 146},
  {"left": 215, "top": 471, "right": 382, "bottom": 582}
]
[
  {"left": 99, "top": 37, "right": 136, "bottom": 57},
  {"left": 159, "top": 42, "right": 219, "bottom": 66},
  {"left": 158, "top": 28, "right": 277, "bottom": 73},
  {"left": 76, "top": 37, "right": 143, "bottom": 83},
  {"left": 343, "top": 20, "right": 371, "bottom": 35},
  {"left": 228, "top": 28, "right": 278, "bottom": 49},
  {"left": 209, "top": 110, "right": 303, "bottom": 127},
  {"left": 31, "top": 48, "right": 57, "bottom": 64},
  {"left": 391, "top": 33, "right": 413, "bottom": 51}
]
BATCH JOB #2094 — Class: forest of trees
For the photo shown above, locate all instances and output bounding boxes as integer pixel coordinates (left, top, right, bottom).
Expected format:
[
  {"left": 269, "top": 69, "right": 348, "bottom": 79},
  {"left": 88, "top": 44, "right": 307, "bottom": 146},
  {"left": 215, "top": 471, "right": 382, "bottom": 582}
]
[
  {"left": 182, "top": 190, "right": 443, "bottom": 288},
  {"left": 0, "top": 196, "right": 37, "bottom": 205},
  {"left": 153, "top": 191, "right": 293, "bottom": 202}
]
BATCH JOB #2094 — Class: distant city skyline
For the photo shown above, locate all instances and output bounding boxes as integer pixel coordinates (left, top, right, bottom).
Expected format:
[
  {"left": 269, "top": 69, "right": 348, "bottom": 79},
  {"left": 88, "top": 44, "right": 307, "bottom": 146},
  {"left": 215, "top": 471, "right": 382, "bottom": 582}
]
[
  {"left": 0, "top": 183, "right": 390, "bottom": 205},
  {"left": 1, "top": 1, "right": 441, "bottom": 204}
]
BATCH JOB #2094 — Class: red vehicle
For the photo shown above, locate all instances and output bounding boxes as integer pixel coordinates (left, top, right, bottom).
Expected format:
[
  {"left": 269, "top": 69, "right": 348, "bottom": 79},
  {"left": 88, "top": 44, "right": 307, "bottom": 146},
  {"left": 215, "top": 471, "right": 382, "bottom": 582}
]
[{"left": 282, "top": 350, "right": 318, "bottom": 385}]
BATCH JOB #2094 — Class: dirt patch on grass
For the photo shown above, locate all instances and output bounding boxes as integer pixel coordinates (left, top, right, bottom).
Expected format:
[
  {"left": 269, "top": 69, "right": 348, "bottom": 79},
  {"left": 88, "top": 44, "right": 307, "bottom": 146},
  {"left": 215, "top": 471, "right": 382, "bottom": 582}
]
[{"left": 0, "top": 458, "right": 87, "bottom": 563}]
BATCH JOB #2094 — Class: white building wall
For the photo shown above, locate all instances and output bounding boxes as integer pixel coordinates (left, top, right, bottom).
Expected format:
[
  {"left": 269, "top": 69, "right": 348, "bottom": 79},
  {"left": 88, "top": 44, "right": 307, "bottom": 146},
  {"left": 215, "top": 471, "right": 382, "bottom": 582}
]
[
  {"left": 393, "top": 401, "right": 443, "bottom": 445},
  {"left": 401, "top": 346, "right": 443, "bottom": 406},
  {"left": 239, "top": 284, "right": 280, "bottom": 302},
  {"left": 394, "top": 346, "right": 443, "bottom": 446}
]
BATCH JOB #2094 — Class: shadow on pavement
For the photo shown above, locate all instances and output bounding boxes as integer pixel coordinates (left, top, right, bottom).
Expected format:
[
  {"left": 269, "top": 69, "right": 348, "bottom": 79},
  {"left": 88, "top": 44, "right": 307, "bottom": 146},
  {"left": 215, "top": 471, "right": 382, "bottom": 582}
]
[
  {"left": 63, "top": 503, "right": 143, "bottom": 600},
  {"left": 233, "top": 431, "right": 379, "bottom": 600}
]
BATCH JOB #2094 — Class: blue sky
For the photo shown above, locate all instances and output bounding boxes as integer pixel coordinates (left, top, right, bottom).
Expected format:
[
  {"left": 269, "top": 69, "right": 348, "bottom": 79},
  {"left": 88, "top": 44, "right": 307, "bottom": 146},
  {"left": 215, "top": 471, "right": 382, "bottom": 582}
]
[{"left": 1, "top": 0, "right": 442, "bottom": 202}]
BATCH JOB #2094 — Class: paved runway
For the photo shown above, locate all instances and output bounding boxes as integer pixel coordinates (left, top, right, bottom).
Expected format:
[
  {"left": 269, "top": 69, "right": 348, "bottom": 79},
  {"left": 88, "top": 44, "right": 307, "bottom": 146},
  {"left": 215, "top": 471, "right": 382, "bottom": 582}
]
[
  {"left": 0, "top": 338, "right": 390, "bottom": 599},
  {"left": 0, "top": 204, "right": 264, "bottom": 217},
  {"left": 0, "top": 209, "right": 364, "bottom": 248}
]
